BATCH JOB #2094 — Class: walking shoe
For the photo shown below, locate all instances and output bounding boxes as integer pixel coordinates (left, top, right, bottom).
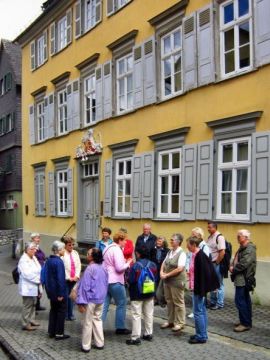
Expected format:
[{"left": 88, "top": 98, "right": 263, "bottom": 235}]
[
  {"left": 126, "top": 338, "right": 141, "bottom": 345},
  {"left": 81, "top": 347, "right": 90, "bottom": 353},
  {"left": 172, "top": 325, "right": 184, "bottom": 332},
  {"left": 30, "top": 322, "right": 40, "bottom": 326},
  {"left": 22, "top": 324, "right": 37, "bottom": 331},
  {"left": 188, "top": 338, "right": 207, "bottom": 344},
  {"left": 55, "top": 334, "right": 70, "bottom": 341},
  {"left": 233, "top": 324, "right": 251, "bottom": 332},
  {"left": 115, "top": 328, "right": 131, "bottom": 335},
  {"left": 142, "top": 334, "right": 153, "bottom": 341},
  {"left": 160, "top": 322, "right": 174, "bottom": 329},
  {"left": 92, "top": 344, "right": 104, "bottom": 350},
  {"left": 210, "top": 305, "right": 223, "bottom": 310}
]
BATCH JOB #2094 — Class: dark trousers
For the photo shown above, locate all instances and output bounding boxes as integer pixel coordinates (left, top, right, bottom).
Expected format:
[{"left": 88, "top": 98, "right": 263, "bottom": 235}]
[
  {"left": 235, "top": 286, "right": 252, "bottom": 327},
  {"left": 48, "top": 299, "right": 67, "bottom": 336}
]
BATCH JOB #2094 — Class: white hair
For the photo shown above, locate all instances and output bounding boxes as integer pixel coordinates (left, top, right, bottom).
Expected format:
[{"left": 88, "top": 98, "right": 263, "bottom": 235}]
[
  {"left": 51, "top": 240, "right": 65, "bottom": 253},
  {"left": 24, "top": 242, "right": 37, "bottom": 251},
  {"left": 238, "top": 229, "right": 251, "bottom": 240},
  {"left": 31, "top": 232, "right": 40, "bottom": 239},
  {"left": 191, "top": 227, "right": 204, "bottom": 239}
]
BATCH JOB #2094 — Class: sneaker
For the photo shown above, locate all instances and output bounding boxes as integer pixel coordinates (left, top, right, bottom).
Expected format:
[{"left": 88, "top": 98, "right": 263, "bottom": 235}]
[
  {"left": 115, "top": 328, "right": 132, "bottom": 335},
  {"left": 160, "top": 322, "right": 174, "bottom": 329},
  {"left": 126, "top": 338, "right": 141, "bottom": 345},
  {"left": 188, "top": 338, "right": 207, "bottom": 344},
  {"left": 55, "top": 334, "right": 70, "bottom": 341},
  {"left": 188, "top": 313, "right": 194, "bottom": 319},
  {"left": 233, "top": 324, "right": 251, "bottom": 332},
  {"left": 142, "top": 334, "right": 153, "bottom": 341},
  {"left": 210, "top": 305, "right": 223, "bottom": 310}
]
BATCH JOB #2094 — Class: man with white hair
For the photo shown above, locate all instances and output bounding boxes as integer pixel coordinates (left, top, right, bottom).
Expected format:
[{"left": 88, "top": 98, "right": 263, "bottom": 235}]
[
  {"left": 31, "top": 233, "right": 46, "bottom": 311},
  {"left": 230, "top": 229, "right": 256, "bottom": 333},
  {"left": 135, "top": 224, "right": 157, "bottom": 261}
]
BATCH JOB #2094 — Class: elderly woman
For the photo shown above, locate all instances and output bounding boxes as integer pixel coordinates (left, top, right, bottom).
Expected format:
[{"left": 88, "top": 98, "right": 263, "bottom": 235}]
[
  {"left": 44, "top": 240, "right": 69, "bottom": 340},
  {"left": 18, "top": 242, "right": 41, "bottom": 331},
  {"left": 62, "top": 236, "right": 81, "bottom": 321},
  {"left": 160, "top": 233, "right": 186, "bottom": 332},
  {"left": 102, "top": 231, "right": 133, "bottom": 334},
  {"left": 31, "top": 232, "right": 46, "bottom": 311},
  {"left": 76, "top": 248, "right": 108, "bottom": 353}
]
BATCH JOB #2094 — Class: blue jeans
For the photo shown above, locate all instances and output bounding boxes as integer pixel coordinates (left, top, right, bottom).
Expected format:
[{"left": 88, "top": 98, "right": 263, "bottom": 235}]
[
  {"left": 66, "top": 281, "right": 76, "bottom": 319},
  {"left": 102, "top": 283, "right": 127, "bottom": 329},
  {"left": 235, "top": 286, "right": 252, "bottom": 327},
  {"left": 193, "top": 295, "right": 208, "bottom": 341},
  {"left": 210, "top": 263, "right": 224, "bottom": 308}
]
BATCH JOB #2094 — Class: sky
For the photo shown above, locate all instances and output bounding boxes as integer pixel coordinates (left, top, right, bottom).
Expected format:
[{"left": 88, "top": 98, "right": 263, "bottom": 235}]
[{"left": 0, "top": 0, "right": 44, "bottom": 41}]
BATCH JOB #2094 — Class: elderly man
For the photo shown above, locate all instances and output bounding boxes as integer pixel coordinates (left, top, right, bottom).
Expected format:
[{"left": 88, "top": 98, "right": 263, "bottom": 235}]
[
  {"left": 135, "top": 224, "right": 157, "bottom": 261},
  {"left": 206, "top": 221, "right": 226, "bottom": 310},
  {"left": 230, "top": 230, "right": 256, "bottom": 333},
  {"left": 31, "top": 233, "right": 46, "bottom": 311}
]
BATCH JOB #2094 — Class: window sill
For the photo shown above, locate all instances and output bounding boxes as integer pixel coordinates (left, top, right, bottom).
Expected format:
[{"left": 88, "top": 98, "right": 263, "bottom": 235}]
[
  {"left": 31, "top": 59, "right": 48, "bottom": 73},
  {"left": 76, "top": 21, "right": 102, "bottom": 40},
  {"left": 156, "top": 91, "right": 186, "bottom": 106},
  {"left": 35, "top": 214, "right": 47, "bottom": 217},
  {"left": 113, "top": 108, "right": 137, "bottom": 119},
  {"left": 51, "top": 42, "right": 72, "bottom": 57},
  {"left": 152, "top": 217, "right": 185, "bottom": 222},
  {"left": 217, "top": 66, "right": 256, "bottom": 84},
  {"left": 214, "top": 218, "right": 254, "bottom": 225}
]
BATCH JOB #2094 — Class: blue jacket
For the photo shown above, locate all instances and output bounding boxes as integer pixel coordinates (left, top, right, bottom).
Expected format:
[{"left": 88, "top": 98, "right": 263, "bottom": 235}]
[{"left": 44, "top": 255, "right": 67, "bottom": 301}]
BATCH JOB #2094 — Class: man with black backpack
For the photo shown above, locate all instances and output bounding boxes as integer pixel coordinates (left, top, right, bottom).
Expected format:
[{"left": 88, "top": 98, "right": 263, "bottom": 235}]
[{"left": 207, "top": 221, "right": 226, "bottom": 310}]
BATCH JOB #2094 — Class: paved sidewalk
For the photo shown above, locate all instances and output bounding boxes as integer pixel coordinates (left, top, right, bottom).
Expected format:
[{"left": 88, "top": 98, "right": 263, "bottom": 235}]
[{"left": 0, "top": 244, "right": 269, "bottom": 360}]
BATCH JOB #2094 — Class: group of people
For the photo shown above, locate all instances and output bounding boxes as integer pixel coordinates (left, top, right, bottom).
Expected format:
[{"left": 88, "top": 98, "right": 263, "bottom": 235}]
[{"left": 17, "top": 221, "right": 256, "bottom": 350}]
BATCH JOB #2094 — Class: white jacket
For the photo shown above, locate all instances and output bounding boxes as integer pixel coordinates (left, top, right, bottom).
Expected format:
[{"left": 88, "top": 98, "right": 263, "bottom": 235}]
[
  {"left": 18, "top": 253, "right": 41, "bottom": 297},
  {"left": 62, "top": 249, "right": 81, "bottom": 280}
]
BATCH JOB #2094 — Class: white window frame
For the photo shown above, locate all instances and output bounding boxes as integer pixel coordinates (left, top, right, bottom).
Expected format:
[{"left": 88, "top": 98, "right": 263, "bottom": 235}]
[
  {"left": 37, "top": 34, "right": 45, "bottom": 67},
  {"left": 157, "top": 149, "right": 181, "bottom": 219},
  {"left": 161, "top": 27, "right": 183, "bottom": 100},
  {"left": 57, "top": 169, "right": 68, "bottom": 216},
  {"left": 220, "top": 0, "right": 253, "bottom": 78},
  {"left": 58, "top": 16, "right": 67, "bottom": 51},
  {"left": 84, "top": 74, "right": 96, "bottom": 125},
  {"left": 116, "top": 53, "right": 133, "bottom": 114},
  {"left": 58, "top": 89, "right": 68, "bottom": 135},
  {"left": 83, "top": 161, "right": 99, "bottom": 178},
  {"left": 217, "top": 136, "right": 251, "bottom": 220},
  {"left": 85, "top": 0, "right": 100, "bottom": 31},
  {"left": 37, "top": 101, "right": 45, "bottom": 142},
  {"left": 35, "top": 170, "right": 45, "bottom": 215},
  {"left": 115, "top": 157, "right": 132, "bottom": 216}
]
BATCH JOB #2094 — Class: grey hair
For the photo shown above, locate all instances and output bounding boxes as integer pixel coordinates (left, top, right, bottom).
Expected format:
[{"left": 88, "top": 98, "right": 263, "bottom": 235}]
[
  {"left": 51, "top": 240, "right": 65, "bottom": 253},
  {"left": 31, "top": 232, "right": 40, "bottom": 239},
  {"left": 171, "top": 233, "right": 184, "bottom": 245},
  {"left": 192, "top": 227, "right": 204, "bottom": 240},
  {"left": 238, "top": 229, "right": 251, "bottom": 240},
  {"left": 24, "top": 242, "right": 37, "bottom": 252}
]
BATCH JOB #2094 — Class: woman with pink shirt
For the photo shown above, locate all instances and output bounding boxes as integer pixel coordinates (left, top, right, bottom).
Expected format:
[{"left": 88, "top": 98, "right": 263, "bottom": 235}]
[{"left": 102, "top": 232, "right": 133, "bottom": 335}]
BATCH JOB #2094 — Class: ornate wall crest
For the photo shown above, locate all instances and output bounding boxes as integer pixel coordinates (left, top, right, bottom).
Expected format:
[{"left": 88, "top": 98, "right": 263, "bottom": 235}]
[{"left": 75, "top": 129, "right": 102, "bottom": 161}]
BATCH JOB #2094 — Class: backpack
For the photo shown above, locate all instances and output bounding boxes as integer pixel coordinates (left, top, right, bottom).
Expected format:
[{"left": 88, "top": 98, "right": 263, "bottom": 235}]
[
  {"left": 216, "top": 234, "right": 232, "bottom": 278},
  {"left": 137, "top": 261, "right": 155, "bottom": 295},
  {"left": 12, "top": 266, "right": 19, "bottom": 284}
]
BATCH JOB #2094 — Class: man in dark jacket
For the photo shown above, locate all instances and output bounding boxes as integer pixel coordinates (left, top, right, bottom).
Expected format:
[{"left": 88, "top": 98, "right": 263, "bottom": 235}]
[
  {"left": 230, "top": 229, "right": 256, "bottom": 333},
  {"left": 44, "top": 240, "right": 69, "bottom": 340},
  {"left": 135, "top": 224, "right": 157, "bottom": 261},
  {"left": 31, "top": 233, "right": 46, "bottom": 311},
  {"left": 126, "top": 246, "right": 157, "bottom": 345}
]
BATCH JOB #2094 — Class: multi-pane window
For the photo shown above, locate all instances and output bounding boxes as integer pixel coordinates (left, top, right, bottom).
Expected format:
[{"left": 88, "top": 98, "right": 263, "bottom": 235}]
[
  {"left": 84, "top": 74, "right": 96, "bottom": 125},
  {"left": 58, "top": 89, "right": 67, "bottom": 135},
  {"left": 35, "top": 170, "right": 45, "bottom": 215},
  {"left": 84, "top": 162, "right": 99, "bottom": 177},
  {"left": 57, "top": 170, "right": 68, "bottom": 215},
  {"left": 37, "top": 35, "right": 45, "bottom": 67},
  {"left": 158, "top": 149, "right": 181, "bottom": 218},
  {"left": 116, "top": 54, "right": 133, "bottom": 114},
  {"left": 217, "top": 137, "right": 251, "bottom": 220},
  {"left": 115, "top": 158, "right": 132, "bottom": 216},
  {"left": 161, "top": 28, "right": 182, "bottom": 98},
  {"left": 58, "top": 16, "right": 67, "bottom": 51},
  {"left": 37, "top": 101, "right": 45, "bottom": 142},
  {"left": 220, "top": 0, "right": 252, "bottom": 77},
  {"left": 85, "top": 0, "right": 101, "bottom": 30}
]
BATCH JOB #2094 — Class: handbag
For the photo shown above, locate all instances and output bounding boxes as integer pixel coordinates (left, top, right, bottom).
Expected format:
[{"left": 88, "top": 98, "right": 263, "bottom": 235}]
[
  {"left": 69, "top": 283, "right": 78, "bottom": 302},
  {"left": 156, "top": 279, "right": 166, "bottom": 307}
]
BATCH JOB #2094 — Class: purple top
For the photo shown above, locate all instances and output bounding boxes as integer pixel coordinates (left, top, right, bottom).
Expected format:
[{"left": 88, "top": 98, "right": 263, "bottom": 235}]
[
  {"left": 35, "top": 248, "right": 46, "bottom": 267},
  {"left": 76, "top": 263, "right": 108, "bottom": 305}
]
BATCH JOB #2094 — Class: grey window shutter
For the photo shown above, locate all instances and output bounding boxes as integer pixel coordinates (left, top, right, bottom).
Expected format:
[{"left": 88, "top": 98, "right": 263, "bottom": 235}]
[
  {"left": 183, "top": 13, "right": 198, "bottom": 91},
  {"left": 75, "top": 0, "right": 82, "bottom": 38},
  {"left": 133, "top": 44, "right": 144, "bottom": 109},
  {"left": 141, "top": 152, "right": 154, "bottom": 219},
  {"left": 131, "top": 155, "right": 142, "bottom": 218},
  {"left": 66, "top": 83, "right": 73, "bottom": 132},
  {"left": 43, "top": 29, "right": 48, "bottom": 62},
  {"left": 104, "top": 160, "right": 112, "bottom": 217},
  {"left": 252, "top": 131, "right": 270, "bottom": 223},
  {"left": 48, "top": 171, "right": 56, "bottom": 216},
  {"left": 30, "top": 40, "right": 36, "bottom": 71},
  {"left": 197, "top": 5, "right": 215, "bottom": 86},
  {"left": 48, "top": 93, "right": 55, "bottom": 138},
  {"left": 72, "top": 80, "right": 80, "bottom": 130},
  {"left": 95, "top": 65, "right": 103, "bottom": 121},
  {"left": 255, "top": 0, "right": 270, "bottom": 67},
  {"left": 181, "top": 144, "right": 197, "bottom": 220},
  {"left": 196, "top": 141, "right": 213, "bottom": 220},
  {"left": 96, "top": 0, "right": 102, "bottom": 23},
  {"left": 107, "top": 0, "right": 114, "bottom": 16},
  {"left": 103, "top": 61, "right": 112, "bottom": 119},
  {"left": 40, "top": 172, "right": 46, "bottom": 216},
  {"left": 143, "top": 37, "right": 156, "bottom": 105},
  {"left": 50, "top": 22, "right": 56, "bottom": 55},
  {"left": 67, "top": 168, "right": 73, "bottom": 217},
  {"left": 11, "top": 112, "right": 15, "bottom": 131},
  {"left": 43, "top": 96, "right": 49, "bottom": 140},
  {"left": 34, "top": 174, "right": 39, "bottom": 215},
  {"left": 66, "top": 8, "right": 72, "bottom": 45},
  {"left": 29, "top": 104, "right": 35, "bottom": 145}
]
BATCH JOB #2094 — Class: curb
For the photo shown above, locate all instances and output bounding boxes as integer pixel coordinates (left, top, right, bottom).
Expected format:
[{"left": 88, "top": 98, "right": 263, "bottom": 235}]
[{"left": 0, "top": 335, "right": 20, "bottom": 360}]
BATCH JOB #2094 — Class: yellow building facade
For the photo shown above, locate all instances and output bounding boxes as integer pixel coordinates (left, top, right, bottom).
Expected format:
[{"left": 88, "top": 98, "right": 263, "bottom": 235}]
[{"left": 17, "top": 0, "right": 270, "bottom": 302}]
